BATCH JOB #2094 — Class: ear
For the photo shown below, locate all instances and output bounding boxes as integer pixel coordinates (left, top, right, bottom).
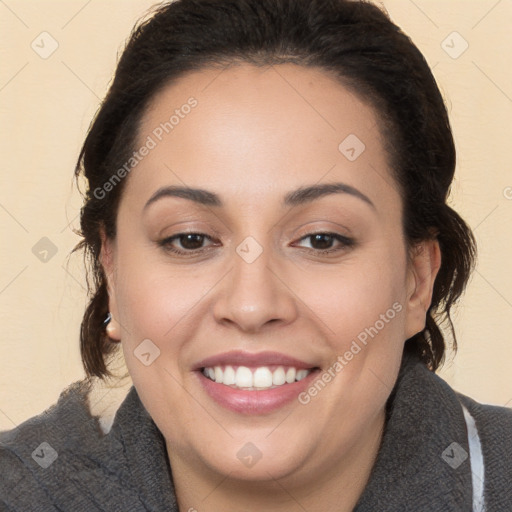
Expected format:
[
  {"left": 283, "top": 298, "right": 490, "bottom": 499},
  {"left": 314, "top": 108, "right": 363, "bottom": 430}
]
[
  {"left": 100, "top": 227, "right": 121, "bottom": 340},
  {"left": 404, "top": 239, "right": 442, "bottom": 339}
]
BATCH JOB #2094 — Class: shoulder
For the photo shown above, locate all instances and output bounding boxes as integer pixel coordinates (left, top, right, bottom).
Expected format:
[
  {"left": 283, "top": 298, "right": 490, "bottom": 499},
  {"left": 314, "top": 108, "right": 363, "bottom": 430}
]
[
  {"left": 459, "top": 392, "right": 512, "bottom": 427},
  {"left": 458, "top": 392, "right": 512, "bottom": 448},
  {"left": 396, "top": 358, "right": 512, "bottom": 508},
  {"left": 458, "top": 390, "right": 512, "bottom": 434},
  {"left": 0, "top": 380, "right": 103, "bottom": 510},
  {"left": 457, "top": 392, "right": 512, "bottom": 506},
  {"left": 0, "top": 380, "right": 168, "bottom": 511},
  {"left": 0, "top": 379, "right": 98, "bottom": 454}
]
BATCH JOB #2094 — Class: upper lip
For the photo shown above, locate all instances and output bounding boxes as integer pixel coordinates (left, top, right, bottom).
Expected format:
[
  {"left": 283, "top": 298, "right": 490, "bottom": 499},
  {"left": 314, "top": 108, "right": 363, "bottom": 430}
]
[{"left": 194, "top": 350, "right": 317, "bottom": 370}]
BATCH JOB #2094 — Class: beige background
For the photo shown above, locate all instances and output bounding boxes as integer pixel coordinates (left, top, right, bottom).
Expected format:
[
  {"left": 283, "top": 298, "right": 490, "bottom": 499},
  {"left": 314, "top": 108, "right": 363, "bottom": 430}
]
[{"left": 0, "top": 0, "right": 511, "bottom": 430}]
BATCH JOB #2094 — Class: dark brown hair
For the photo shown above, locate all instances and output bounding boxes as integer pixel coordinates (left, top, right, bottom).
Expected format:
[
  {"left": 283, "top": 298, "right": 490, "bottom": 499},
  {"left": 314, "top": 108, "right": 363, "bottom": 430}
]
[{"left": 74, "top": 0, "right": 476, "bottom": 379}]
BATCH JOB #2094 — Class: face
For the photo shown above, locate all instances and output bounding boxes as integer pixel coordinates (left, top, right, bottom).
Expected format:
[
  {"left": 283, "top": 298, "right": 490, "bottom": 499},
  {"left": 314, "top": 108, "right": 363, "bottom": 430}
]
[{"left": 102, "top": 63, "right": 438, "bottom": 493}]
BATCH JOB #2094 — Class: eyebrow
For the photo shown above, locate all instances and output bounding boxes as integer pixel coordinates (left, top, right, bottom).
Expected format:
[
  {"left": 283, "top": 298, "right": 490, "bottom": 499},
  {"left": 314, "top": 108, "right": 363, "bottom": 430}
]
[
  {"left": 284, "top": 183, "right": 375, "bottom": 209},
  {"left": 144, "top": 186, "right": 222, "bottom": 210},
  {"left": 143, "top": 182, "right": 375, "bottom": 211}
]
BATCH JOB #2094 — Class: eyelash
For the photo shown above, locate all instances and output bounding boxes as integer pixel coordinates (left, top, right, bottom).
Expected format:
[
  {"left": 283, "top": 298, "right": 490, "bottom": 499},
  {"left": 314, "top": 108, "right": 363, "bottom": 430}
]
[{"left": 158, "top": 232, "right": 355, "bottom": 256}]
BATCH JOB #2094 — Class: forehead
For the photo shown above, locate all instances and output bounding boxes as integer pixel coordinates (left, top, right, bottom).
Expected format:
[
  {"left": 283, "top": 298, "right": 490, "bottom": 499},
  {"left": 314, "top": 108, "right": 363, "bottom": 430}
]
[{"left": 125, "top": 63, "right": 397, "bottom": 212}]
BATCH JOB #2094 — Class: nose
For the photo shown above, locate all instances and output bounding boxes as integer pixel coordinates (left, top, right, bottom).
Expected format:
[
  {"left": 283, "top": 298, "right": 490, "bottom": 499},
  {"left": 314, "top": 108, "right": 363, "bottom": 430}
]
[{"left": 212, "top": 243, "right": 298, "bottom": 333}]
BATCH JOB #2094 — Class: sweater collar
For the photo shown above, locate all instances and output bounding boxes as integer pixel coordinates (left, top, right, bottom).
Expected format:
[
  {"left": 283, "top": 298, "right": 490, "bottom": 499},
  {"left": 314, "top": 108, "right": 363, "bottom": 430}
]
[
  {"left": 111, "top": 387, "right": 178, "bottom": 510},
  {"left": 111, "top": 352, "right": 473, "bottom": 511},
  {"left": 354, "top": 352, "right": 473, "bottom": 510}
]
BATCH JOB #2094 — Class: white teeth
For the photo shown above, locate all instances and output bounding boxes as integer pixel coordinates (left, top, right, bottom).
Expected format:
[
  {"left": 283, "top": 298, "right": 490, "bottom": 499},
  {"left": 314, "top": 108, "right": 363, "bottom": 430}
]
[
  {"left": 203, "top": 365, "right": 312, "bottom": 389},
  {"left": 223, "top": 365, "right": 236, "bottom": 385},
  {"left": 296, "top": 369, "right": 309, "bottom": 381},
  {"left": 285, "top": 367, "right": 296, "bottom": 384},
  {"left": 253, "top": 367, "right": 273, "bottom": 388},
  {"left": 272, "top": 366, "right": 286, "bottom": 386},
  {"left": 235, "top": 366, "right": 253, "bottom": 388}
]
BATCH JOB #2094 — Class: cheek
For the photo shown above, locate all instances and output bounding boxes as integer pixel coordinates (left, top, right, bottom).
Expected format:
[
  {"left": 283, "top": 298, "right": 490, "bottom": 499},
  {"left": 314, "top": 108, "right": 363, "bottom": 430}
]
[
  {"left": 112, "top": 254, "right": 212, "bottom": 412},
  {"left": 111, "top": 243, "right": 216, "bottom": 351},
  {"left": 294, "top": 244, "right": 408, "bottom": 349}
]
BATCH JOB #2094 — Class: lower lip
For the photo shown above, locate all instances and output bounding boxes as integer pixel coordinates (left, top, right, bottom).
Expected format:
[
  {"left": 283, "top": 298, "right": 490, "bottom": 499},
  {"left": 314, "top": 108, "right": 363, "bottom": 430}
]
[{"left": 196, "top": 370, "right": 320, "bottom": 415}]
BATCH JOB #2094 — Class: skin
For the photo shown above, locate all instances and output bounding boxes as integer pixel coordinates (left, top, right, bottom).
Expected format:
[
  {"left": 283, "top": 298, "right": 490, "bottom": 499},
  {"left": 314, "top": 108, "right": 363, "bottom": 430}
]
[{"left": 101, "top": 63, "right": 441, "bottom": 511}]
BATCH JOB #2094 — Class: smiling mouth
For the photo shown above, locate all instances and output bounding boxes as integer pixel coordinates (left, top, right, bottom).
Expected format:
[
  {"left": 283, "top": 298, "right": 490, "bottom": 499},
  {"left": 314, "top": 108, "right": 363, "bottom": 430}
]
[{"left": 201, "top": 365, "right": 318, "bottom": 391}]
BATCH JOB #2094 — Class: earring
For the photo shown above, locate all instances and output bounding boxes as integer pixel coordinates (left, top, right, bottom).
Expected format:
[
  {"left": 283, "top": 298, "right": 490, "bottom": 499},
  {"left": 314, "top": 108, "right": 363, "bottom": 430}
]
[{"left": 104, "top": 312, "right": 121, "bottom": 342}]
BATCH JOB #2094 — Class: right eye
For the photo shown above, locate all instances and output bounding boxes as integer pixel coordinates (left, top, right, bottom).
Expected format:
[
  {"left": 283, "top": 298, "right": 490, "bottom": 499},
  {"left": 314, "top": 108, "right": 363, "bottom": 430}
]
[{"left": 158, "top": 232, "right": 219, "bottom": 255}]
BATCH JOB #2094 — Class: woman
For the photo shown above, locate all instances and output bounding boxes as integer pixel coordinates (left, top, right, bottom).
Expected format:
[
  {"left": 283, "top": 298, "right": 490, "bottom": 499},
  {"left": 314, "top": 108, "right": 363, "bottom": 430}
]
[{"left": 1, "top": 0, "right": 511, "bottom": 510}]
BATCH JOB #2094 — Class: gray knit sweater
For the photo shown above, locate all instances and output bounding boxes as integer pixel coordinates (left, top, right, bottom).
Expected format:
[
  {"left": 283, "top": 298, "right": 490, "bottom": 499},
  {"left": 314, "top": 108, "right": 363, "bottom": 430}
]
[{"left": 1, "top": 353, "right": 511, "bottom": 511}]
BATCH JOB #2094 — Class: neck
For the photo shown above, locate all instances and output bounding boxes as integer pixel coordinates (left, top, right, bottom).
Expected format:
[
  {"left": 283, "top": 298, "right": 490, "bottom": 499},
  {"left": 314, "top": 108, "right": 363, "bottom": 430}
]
[{"left": 167, "top": 407, "right": 385, "bottom": 512}]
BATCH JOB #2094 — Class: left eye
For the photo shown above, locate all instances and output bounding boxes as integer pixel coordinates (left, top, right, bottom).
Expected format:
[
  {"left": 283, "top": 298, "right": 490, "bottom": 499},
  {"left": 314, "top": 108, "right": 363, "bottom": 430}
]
[
  {"left": 294, "top": 233, "right": 354, "bottom": 252},
  {"left": 160, "top": 233, "right": 216, "bottom": 253}
]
